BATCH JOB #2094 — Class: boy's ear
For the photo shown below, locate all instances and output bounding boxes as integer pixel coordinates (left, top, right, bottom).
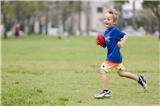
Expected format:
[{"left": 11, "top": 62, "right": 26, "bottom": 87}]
[{"left": 114, "top": 20, "right": 117, "bottom": 25}]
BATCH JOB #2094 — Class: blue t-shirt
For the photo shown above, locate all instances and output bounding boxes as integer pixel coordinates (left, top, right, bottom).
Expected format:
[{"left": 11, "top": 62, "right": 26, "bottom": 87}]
[{"left": 104, "top": 27, "right": 126, "bottom": 63}]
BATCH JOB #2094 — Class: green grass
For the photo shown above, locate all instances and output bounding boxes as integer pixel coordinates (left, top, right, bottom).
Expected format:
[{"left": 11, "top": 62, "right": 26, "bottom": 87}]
[{"left": 1, "top": 35, "right": 159, "bottom": 106}]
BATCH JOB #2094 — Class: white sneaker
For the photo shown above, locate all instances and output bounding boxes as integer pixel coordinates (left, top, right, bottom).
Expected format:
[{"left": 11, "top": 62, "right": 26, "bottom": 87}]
[{"left": 94, "top": 90, "right": 111, "bottom": 98}]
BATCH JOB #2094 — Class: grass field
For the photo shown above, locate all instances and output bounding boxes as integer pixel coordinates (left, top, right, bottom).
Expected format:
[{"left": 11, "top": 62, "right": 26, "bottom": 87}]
[{"left": 1, "top": 35, "right": 159, "bottom": 106}]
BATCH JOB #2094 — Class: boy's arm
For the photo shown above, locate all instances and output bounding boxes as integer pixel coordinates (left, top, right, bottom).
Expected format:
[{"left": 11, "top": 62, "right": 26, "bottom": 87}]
[{"left": 118, "top": 35, "right": 128, "bottom": 48}]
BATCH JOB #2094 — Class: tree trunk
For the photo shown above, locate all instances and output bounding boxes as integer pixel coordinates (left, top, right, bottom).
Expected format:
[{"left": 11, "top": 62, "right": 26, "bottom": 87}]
[
  {"left": 57, "top": 1, "right": 62, "bottom": 39},
  {"left": 150, "top": 5, "right": 160, "bottom": 39},
  {"left": 132, "top": 0, "right": 136, "bottom": 30},
  {"left": 66, "top": 2, "right": 70, "bottom": 39},
  {"left": 86, "top": 1, "right": 90, "bottom": 36},
  {"left": 45, "top": 11, "right": 48, "bottom": 35},
  {"left": 120, "top": 7, "right": 123, "bottom": 30},
  {"left": 31, "top": 17, "right": 35, "bottom": 34},
  {"left": 158, "top": 17, "right": 160, "bottom": 40},
  {"left": 38, "top": 16, "right": 42, "bottom": 34},
  {"left": 70, "top": 1, "right": 75, "bottom": 35},
  {"left": 28, "top": 16, "right": 31, "bottom": 35},
  {"left": 3, "top": 14, "right": 7, "bottom": 39},
  {"left": 27, "top": 16, "right": 35, "bottom": 35},
  {"left": 79, "top": 1, "right": 81, "bottom": 35}
]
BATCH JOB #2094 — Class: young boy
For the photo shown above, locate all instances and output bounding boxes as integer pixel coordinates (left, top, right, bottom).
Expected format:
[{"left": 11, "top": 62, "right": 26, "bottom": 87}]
[{"left": 94, "top": 8, "right": 147, "bottom": 98}]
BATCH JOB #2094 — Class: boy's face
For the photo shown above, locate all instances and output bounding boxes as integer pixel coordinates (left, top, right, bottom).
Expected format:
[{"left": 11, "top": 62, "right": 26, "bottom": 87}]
[{"left": 104, "top": 13, "right": 117, "bottom": 29}]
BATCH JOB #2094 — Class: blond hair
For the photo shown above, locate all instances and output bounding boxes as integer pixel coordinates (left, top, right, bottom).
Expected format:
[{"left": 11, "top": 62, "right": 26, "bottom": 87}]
[{"left": 106, "top": 8, "right": 118, "bottom": 22}]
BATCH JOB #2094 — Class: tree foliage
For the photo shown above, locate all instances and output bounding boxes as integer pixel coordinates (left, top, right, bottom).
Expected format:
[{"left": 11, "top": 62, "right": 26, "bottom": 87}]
[
  {"left": 142, "top": 1, "right": 160, "bottom": 20},
  {"left": 142, "top": 1, "right": 160, "bottom": 39},
  {"left": 113, "top": 1, "right": 126, "bottom": 30},
  {"left": 1, "top": 1, "right": 49, "bottom": 38}
]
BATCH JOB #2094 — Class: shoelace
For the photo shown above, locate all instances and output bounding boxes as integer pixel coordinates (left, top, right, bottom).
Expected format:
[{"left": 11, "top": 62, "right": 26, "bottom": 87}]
[
  {"left": 138, "top": 76, "right": 144, "bottom": 86},
  {"left": 100, "top": 91, "right": 110, "bottom": 94}
]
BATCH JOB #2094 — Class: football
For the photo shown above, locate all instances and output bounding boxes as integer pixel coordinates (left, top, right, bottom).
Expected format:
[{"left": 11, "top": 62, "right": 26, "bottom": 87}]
[{"left": 96, "top": 33, "right": 106, "bottom": 48}]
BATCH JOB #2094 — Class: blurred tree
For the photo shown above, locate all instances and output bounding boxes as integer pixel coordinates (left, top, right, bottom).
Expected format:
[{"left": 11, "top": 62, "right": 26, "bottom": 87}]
[
  {"left": 113, "top": 1, "right": 126, "bottom": 30},
  {"left": 18, "top": 1, "right": 48, "bottom": 35},
  {"left": 36, "top": 1, "right": 49, "bottom": 34},
  {"left": 69, "top": 1, "right": 75, "bottom": 35},
  {"left": 1, "top": 1, "right": 15, "bottom": 39},
  {"left": 21, "top": 1, "right": 40, "bottom": 35},
  {"left": 132, "top": 0, "right": 136, "bottom": 30},
  {"left": 86, "top": 1, "right": 90, "bottom": 36},
  {"left": 46, "top": 1, "right": 70, "bottom": 36},
  {"left": 62, "top": 1, "right": 68, "bottom": 32},
  {"left": 114, "top": 1, "right": 140, "bottom": 30},
  {"left": 142, "top": 1, "right": 160, "bottom": 39},
  {"left": 11, "top": 1, "right": 33, "bottom": 34},
  {"left": 1, "top": 1, "right": 49, "bottom": 38},
  {"left": 57, "top": 1, "right": 63, "bottom": 39},
  {"left": 78, "top": 1, "right": 82, "bottom": 35},
  {"left": 136, "top": 9, "right": 158, "bottom": 35},
  {"left": 45, "top": 1, "right": 79, "bottom": 37},
  {"left": 45, "top": 2, "right": 49, "bottom": 35}
]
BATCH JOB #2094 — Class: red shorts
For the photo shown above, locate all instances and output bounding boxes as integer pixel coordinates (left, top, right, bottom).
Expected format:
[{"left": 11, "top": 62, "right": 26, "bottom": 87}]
[{"left": 100, "top": 61, "right": 125, "bottom": 72}]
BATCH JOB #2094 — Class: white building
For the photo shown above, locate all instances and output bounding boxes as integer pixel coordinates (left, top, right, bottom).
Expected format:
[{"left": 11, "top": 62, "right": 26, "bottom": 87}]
[{"left": 89, "top": 1, "right": 113, "bottom": 33}]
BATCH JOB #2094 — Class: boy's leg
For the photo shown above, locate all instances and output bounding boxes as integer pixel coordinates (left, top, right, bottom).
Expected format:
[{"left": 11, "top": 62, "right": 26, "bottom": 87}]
[
  {"left": 118, "top": 70, "right": 139, "bottom": 81},
  {"left": 100, "top": 69, "right": 108, "bottom": 90},
  {"left": 118, "top": 70, "right": 147, "bottom": 91},
  {"left": 94, "top": 69, "right": 111, "bottom": 98}
]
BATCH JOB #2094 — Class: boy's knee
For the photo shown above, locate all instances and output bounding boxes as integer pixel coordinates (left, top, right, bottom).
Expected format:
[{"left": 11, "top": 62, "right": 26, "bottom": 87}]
[
  {"left": 118, "top": 70, "right": 124, "bottom": 77},
  {"left": 100, "top": 69, "right": 106, "bottom": 75}
]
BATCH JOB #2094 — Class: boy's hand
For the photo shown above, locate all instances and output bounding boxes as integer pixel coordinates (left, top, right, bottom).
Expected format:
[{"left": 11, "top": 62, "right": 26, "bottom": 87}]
[
  {"left": 118, "top": 42, "right": 123, "bottom": 48},
  {"left": 118, "top": 35, "right": 128, "bottom": 48},
  {"left": 95, "top": 39, "right": 99, "bottom": 45}
]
